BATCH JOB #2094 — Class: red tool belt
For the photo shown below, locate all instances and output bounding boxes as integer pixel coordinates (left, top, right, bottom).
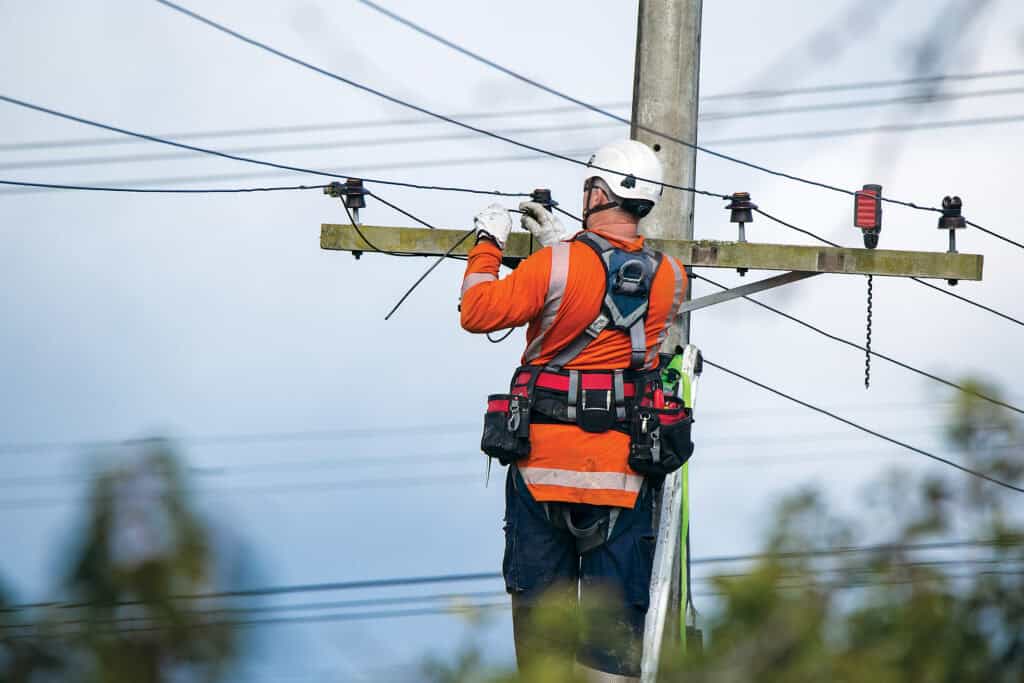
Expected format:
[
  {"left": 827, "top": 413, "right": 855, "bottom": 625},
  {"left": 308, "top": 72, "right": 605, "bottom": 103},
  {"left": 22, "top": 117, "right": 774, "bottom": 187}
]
[{"left": 481, "top": 365, "right": 694, "bottom": 475}]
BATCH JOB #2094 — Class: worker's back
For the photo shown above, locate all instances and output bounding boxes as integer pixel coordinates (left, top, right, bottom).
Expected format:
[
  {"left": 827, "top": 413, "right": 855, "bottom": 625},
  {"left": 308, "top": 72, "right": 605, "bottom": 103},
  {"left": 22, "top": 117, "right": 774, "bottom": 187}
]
[{"left": 461, "top": 226, "right": 687, "bottom": 507}]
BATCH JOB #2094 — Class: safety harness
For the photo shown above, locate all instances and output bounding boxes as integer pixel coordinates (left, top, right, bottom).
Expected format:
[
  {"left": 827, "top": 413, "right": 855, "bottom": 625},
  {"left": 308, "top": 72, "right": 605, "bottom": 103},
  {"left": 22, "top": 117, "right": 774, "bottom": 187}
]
[
  {"left": 483, "top": 230, "right": 690, "bottom": 553},
  {"left": 519, "top": 232, "right": 662, "bottom": 552}
]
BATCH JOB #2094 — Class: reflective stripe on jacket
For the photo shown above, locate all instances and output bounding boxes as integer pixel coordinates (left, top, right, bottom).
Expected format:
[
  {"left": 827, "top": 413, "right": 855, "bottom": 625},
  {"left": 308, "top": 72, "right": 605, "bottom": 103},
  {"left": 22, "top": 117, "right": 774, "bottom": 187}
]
[{"left": 460, "top": 228, "right": 688, "bottom": 508}]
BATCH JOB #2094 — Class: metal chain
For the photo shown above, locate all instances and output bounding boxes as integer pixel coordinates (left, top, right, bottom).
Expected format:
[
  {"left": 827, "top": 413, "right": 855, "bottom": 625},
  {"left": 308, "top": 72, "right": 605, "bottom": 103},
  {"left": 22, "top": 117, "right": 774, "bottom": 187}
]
[{"left": 865, "top": 275, "right": 873, "bottom": 389}]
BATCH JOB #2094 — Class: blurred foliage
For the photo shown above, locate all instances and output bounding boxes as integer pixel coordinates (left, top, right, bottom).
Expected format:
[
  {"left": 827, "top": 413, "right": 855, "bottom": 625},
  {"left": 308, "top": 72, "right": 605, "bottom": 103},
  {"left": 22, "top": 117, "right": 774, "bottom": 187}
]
[
  {"left": 0, "top": 439, "right": 240, "bottom": 683},
  {"left": 426, "top": 380, "right": 1024, "bottom": 682}
]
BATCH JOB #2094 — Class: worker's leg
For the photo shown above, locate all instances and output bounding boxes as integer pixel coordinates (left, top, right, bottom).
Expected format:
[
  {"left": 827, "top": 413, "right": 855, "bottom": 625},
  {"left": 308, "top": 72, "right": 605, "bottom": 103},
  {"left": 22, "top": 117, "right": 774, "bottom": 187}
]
[
  {"left": 576, "top": 483, "right": 656, "bottom": 679},
  {"left": 503, "top": 467, "right": 578, "bottom": 672}
]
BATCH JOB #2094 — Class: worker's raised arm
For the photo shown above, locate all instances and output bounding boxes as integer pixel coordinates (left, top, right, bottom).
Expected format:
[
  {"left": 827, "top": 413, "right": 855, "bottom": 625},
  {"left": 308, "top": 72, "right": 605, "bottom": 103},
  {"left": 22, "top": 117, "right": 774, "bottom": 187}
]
[{"left": 459, "top": 239, "right": 551, "bottom": 333}]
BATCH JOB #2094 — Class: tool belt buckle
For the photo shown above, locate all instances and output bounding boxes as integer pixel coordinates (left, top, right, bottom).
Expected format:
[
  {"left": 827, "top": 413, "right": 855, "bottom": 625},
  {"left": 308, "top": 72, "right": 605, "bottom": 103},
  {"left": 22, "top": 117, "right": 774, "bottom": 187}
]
[{"left": 578, "top": 388, "right": 615, "bottom": 433}]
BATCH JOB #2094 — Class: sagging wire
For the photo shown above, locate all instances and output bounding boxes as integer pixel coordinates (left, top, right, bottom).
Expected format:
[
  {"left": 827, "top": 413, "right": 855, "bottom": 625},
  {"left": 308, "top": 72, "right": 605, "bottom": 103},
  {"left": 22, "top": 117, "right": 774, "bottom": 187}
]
[
  {"left": 0, "top": 179, "right": 329, "bottom": 194},
  {"left": 384, "top": 225, "right": 476, "bottom": 320},
  {"left": 704, "top": 359, "right": 1024, "bottom": 494},
  {"left": 355, "top": 1, "right": 1024, "bottom": 250},
  {"left": 0, "top": 94, "right": 529, "bottom": 199},
  {"left": 694, "top": 273, "right": 1024, "bottom": 415},
  {"left": 154, "top": 1, "right": 733, "bottom": 204},
  {"left": 342, "top": 203, "right": 420, "bottom": 258}
]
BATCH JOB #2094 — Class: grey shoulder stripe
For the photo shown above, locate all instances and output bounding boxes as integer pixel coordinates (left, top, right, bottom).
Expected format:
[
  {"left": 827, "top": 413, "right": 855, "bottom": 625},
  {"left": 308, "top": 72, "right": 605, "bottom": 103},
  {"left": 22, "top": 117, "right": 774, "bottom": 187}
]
[
  {"left": 523, "top": 242, "right": 570, "bottom": 362},
  {"left": 460, "top": 272, "right": 497, "bottom": 297}
]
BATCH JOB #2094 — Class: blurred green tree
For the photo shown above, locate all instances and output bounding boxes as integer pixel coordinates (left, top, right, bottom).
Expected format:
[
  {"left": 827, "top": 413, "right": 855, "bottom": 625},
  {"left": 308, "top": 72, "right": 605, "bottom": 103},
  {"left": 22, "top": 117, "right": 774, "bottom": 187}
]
[{"left": 61, "top": 438, "right": 238, "bottom": 683}]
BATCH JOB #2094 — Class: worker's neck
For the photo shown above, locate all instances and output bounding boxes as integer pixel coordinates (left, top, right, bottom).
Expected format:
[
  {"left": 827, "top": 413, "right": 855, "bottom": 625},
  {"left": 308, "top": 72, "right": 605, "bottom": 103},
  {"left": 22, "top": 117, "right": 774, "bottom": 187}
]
[{"left": 587, "top": 211, "right": 640, "bottom": 240}]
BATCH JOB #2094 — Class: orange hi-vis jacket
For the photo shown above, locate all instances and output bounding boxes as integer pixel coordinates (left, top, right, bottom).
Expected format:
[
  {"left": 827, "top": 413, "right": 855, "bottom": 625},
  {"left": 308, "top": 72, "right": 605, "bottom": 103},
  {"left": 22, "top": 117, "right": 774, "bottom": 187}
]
[{"left": 461, "top": 227, "right": 688, "bottom": 509}]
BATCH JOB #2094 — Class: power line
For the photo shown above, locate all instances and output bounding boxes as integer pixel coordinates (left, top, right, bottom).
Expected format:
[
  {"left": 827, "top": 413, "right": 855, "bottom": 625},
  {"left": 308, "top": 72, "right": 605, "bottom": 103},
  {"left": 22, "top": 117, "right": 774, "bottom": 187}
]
[
  {"left": 6, "top": 68, "right": 1023, "bottom": 154},
  {"left": 8, "top": 93, "right": 1024, "bottom": 175},
  {"left": 6, "top": 537, "right": 1018, "bottom": 613},
  {"left": 704, "top": 113, "right": 1024, "bottom": 146},
  {"left": 0, "top": 423, "right": 480, "bottom": 456},
  {"left": 155, "top": 0, "right": 729, "bottom": 202},
  {"left": 346, "top": 0, "right": 953, "bottom": 214},
  {"left": 694, "top": 273, "right": 1024, "bottom": 415},
  {"left": 0, "top": 179, "right": 327, "bottom": 194},
  {"left": 704, "top": 359, "right": 1024, "bottom": 493},
  {"left": 0, "top": 94, "right": 528, "bottom": 199},
  {"left": 7, "top": 571, "right": 503, "bottom": 612},
  {"left": 14, "top": 559, "right": 1024, "bottom": 633},
  {"left": 0, "top": 104, "right": 628, "bottom": 153},
  {"left": 8, "top": 108, "right": 1024, "bottom": 196},
  {"left": 967, "top": 219, "right": 1024, "bottom": 251},
  {"left": 752, "top": 207, "right": 1024, "bottom": 328},
  {"left": 0, "top": 121, "right": 620, "bottom": 173},
  {"left": 700, "top": 68, "right": 1024, "bottom": 101},
  {"left": 701, "top": 86, "right": 1024, "bottom": 122}
]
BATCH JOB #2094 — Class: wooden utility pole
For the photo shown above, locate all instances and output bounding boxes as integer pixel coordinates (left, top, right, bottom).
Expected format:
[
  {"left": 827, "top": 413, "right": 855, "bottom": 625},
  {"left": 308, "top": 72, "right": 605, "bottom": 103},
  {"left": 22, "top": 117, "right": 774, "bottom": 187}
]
[
  {"left": 632, "top": 0, "right": 702, "bottom": 348},
  {"left": 631, "top": 0, "right": 703, "bottom": 660}
]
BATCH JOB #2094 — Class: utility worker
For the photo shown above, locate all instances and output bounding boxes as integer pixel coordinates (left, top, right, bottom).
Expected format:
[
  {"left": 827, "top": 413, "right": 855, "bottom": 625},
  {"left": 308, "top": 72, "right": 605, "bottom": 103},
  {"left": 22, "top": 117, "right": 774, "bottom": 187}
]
[{"left": 460, "top": 140, "right": 690, "bottom": 681}]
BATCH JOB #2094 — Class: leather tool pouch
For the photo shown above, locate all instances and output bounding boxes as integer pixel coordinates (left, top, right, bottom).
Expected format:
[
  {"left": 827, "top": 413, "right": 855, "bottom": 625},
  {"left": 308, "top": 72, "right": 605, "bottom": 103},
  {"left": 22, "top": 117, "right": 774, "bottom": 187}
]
[
  {"left": 481, "top": 394, "right": 531, "bottom": 465},
  {"left": 628, "top": 397, "right": 693, "bottom": 476}
]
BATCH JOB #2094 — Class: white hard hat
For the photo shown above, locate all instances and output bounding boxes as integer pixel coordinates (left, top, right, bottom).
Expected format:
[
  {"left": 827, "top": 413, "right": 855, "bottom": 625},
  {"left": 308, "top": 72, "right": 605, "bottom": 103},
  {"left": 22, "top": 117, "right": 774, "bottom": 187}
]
[{"left": 586, "top": 140, "right": 664, "bottom": 206}]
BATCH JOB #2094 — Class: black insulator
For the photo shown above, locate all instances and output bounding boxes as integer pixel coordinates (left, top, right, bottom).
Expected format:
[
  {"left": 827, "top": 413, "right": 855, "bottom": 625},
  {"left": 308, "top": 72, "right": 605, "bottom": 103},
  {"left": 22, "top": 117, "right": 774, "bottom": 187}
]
[
  {"left": 938, "top": 195, "right": 967, "bottom": 230},
  {"left": 342, "top": 178, "right": 367, "bottom": 210},
  {"left": 726, "top": 191, "right": 756, "bottom": 224},
  {"left": 531, "top": 188, "right": 557, "bottom": 210}
]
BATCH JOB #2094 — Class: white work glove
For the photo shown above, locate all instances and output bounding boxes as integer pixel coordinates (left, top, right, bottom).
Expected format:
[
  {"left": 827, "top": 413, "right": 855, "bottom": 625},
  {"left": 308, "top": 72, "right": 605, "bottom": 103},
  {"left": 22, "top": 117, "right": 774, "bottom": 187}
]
[
  {"left": 519, "top": 201, "right": 571, "bottom": 247},
  {"left": 473, "top": 203, "right": 513, "bottom": 249}
]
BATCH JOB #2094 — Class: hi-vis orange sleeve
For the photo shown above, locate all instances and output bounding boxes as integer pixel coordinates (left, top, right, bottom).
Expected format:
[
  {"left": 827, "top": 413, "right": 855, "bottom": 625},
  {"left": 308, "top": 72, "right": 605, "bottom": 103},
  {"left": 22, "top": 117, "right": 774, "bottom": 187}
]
[{"left": 459, "top": 240, "right": 552, "bottom": 334}]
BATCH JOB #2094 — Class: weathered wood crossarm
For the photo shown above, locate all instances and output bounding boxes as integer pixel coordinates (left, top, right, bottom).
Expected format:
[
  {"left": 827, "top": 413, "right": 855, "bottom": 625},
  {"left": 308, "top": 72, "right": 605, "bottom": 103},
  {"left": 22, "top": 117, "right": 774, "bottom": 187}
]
[{"left": 321, "top": 224, "right": 984, "bottom": 281}]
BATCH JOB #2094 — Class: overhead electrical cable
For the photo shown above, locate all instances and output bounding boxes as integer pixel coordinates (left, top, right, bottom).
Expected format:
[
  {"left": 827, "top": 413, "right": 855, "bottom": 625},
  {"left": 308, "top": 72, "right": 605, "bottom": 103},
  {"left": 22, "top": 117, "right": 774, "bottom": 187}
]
[
  {"left": 7, "top": 67, "right": 1024, "bottom": 153},
  {"left": 704, "top": 359, "right": 1024, "bottom": 494},
  {"left": 695, "top": 273, "right": 1024, "bottom": 415},
  {"left": 9, "top": 110, "right": 1024, "bottom": 175},
  {"left": 967, "top": 219, "right": 1024, "bottom": 251},
  {"left": 699, "top": 67, "right": 1024, "bottom": 101},
  {"left": 8, "top": 111, "right": 1024, "bottom": 195},
  {"left": 153, "top": 0, "right": 730, "bottom": 202},
  {"left": 0, "top": 94, "right": 528, "bottom": 199},
  {"left": 0, "top": 149, "right": 592, "bottom": 198},
  {"left": 346, "top": 0, "right": 952, "bottom": 214},
  {"left": 0, "top": 179, "right": 327, "bottom": 194},
  {"left": 6, "top": 537, "right": 1018, "bottom": 613}
]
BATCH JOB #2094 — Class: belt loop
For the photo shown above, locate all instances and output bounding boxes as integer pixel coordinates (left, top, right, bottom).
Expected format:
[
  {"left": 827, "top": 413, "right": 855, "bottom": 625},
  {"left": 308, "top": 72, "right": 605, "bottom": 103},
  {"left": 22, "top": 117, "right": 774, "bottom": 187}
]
[
  {"left": 613, "top": 370, "right": 627, "bottom": 420},
  {"left": 567, "top": 370, "right": 579, "bottom": 421}
]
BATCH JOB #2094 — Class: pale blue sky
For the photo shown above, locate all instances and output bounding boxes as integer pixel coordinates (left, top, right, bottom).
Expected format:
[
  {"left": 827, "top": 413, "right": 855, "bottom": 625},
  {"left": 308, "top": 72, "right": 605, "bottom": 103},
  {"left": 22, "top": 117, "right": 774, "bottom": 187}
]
[{"left": 1, "top": 0, "right": 1022, "bottom": 679}]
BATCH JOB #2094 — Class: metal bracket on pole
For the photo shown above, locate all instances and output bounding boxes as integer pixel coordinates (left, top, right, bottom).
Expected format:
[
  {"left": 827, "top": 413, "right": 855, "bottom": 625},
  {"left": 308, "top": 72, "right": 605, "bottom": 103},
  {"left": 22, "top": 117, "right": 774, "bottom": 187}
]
[{"left": 677, "top": 271, "right": 821, "bottom": 316}]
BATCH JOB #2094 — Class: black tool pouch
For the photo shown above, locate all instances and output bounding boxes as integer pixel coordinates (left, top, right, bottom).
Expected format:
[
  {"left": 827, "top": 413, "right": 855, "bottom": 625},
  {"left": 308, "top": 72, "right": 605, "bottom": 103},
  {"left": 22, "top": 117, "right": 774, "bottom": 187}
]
[
  {"left": 628, "top": 399, "right": 693, "bottom": 477},
  {"left": 481, "top": 394, "right": 531, "bottom": 465},
  {"left": 658, "top": 397, "right": 694, "bottom": 469},
  {"left": 577, "top": 389, "right": 616, "bottom": 433}
]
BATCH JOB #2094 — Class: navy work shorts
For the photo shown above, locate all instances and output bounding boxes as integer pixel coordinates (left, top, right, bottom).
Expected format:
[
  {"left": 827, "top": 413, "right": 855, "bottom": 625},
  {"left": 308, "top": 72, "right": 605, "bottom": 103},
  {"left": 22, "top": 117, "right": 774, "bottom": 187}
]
[{"left": 502, "top": 466, "right": 656, "bottom": 677}]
